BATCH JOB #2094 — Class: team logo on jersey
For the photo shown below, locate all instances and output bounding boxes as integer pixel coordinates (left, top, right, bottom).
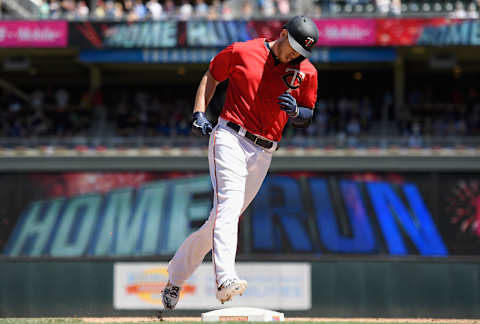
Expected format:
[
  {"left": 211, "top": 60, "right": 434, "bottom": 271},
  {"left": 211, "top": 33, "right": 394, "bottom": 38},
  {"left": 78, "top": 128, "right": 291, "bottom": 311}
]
[
  {"left": 305, "top": 37, "right": 315, "bottom": 48},
  {"left": 282, "top": 68, "right": 305, "bottom": 90}
]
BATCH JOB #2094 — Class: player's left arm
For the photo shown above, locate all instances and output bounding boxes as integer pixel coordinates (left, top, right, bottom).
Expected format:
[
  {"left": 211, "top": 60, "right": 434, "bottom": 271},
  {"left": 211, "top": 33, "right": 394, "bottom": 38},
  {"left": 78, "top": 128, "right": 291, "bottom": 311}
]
[{"left": 278, "top": 69, "right": 318, "bottom": 128}]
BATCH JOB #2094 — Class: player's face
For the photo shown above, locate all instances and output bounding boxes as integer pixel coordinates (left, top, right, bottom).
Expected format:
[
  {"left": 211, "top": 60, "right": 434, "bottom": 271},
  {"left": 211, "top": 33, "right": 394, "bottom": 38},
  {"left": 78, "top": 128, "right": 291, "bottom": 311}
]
[{"left": 278, "top": 31, "right": 302, "bottom": 63}]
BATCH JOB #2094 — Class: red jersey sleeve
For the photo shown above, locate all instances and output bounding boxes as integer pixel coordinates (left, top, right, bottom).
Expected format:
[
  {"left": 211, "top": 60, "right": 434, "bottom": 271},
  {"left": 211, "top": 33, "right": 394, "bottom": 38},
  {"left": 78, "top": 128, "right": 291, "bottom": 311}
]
[
  {"left": 209, "top": 43, "right": 235, "bottom": 83},
  {"left": 298, "top": 70, "right": 318, "bottom": 109}
]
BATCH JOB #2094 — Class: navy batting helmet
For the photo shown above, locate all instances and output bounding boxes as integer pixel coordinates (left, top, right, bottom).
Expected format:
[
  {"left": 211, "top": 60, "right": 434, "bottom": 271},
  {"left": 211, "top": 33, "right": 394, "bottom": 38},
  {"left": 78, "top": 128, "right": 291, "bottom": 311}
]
[{"left": 283, "top": 16, "right": 319, "bottom": 58}]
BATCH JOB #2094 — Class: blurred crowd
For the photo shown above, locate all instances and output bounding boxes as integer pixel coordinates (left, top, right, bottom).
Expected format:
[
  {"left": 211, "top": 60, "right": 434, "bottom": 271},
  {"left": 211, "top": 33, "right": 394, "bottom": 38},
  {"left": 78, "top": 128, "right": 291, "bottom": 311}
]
[
  {"left": 33, "top": 0, "right": 301, "bottom": 21},
  {"left": 1, "top": 0, "right": 480, "bottom": 20},
  {"left": 0, "top": 86, "right": 197, "bottom": 139},
  {"left": 301, "top": 87, "right": 480, "bottom": 147},
  {"left": 1, "top": 85, "right": 480, "bottom": 148},
  {"left": 11, "top": 0, "right": 478, "bottom": 20}
]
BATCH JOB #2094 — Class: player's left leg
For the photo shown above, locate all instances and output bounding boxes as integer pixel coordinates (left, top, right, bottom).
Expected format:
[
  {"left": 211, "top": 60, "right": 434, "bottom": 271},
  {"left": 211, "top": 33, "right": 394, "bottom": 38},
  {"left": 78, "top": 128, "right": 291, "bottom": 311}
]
[
  {"left": 163, "top": 202, "right": 219, "bottom": 310},
  {"left": 163, "top": 208, "right": 216, "bottom": 310}
]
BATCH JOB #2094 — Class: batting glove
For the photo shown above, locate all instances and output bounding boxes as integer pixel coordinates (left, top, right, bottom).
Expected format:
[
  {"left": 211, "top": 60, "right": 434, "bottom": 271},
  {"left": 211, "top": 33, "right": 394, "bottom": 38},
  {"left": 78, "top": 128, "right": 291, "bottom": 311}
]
[
  {"left": 192, "top": 111, "right": 213, "bottom": 136},
  {"left": 278, "top": 92, "right": 299, "bottom": 118}
]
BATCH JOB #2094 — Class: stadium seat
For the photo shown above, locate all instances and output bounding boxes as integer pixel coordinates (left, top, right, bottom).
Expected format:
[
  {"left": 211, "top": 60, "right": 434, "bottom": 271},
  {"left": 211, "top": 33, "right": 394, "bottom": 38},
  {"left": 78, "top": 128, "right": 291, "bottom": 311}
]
[
  {"left": 366, "top": 3, "right": 375, "bottom": 12},
  {"left": 433, "top": 3, "right": 443, "bottom": 11},
  {"left": 408, "top": 2, "right": 420, "bottom": 12},
  {"left": 444, "top": 2, "right": 454, "bottom": 11},
  {"left": 332, "top": 3, "right": 342, "bottom": 13},
  {"left": 422, "top": 3, "right": 431, "bottom": 11},
  {"left": 354, "top": 4, "right": 365, "bottom": 12},
  {"left": 344, "top": 4, "right": 353, "bottom": 13}
]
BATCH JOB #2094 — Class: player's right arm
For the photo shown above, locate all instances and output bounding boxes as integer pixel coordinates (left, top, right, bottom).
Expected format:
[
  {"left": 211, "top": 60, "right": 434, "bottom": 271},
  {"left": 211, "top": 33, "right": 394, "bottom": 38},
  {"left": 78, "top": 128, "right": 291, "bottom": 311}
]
[
  {"left": 192, "top": 44, "right": 234, "bottom": 136},
  {"left": 193, "top": 71, "right": 219, "bottom": 115}
]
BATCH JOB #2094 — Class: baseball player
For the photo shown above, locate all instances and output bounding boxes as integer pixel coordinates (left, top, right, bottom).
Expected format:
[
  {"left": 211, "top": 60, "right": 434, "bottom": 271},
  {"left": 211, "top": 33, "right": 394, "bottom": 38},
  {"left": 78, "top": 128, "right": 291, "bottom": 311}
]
[{"left": 162, "top": 16, "right": 319, "bottom": 310}]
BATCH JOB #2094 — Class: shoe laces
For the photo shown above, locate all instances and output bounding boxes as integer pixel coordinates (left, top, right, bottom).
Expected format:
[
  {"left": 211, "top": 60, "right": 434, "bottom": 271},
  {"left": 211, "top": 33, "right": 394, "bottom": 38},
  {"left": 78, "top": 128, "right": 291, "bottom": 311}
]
[
  {"left": 165, "top": 285, "right": 180, "bottom": 298},
  {"left": 218, "top": 279, "right": 237, "bottom": 290}
]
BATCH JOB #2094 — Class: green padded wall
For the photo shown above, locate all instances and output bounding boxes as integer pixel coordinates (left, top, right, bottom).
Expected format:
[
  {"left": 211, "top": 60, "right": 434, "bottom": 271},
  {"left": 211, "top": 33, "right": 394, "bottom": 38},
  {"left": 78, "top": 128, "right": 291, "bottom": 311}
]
[{"left": 1, "top": 260, "right": 479, "bottom": 318}]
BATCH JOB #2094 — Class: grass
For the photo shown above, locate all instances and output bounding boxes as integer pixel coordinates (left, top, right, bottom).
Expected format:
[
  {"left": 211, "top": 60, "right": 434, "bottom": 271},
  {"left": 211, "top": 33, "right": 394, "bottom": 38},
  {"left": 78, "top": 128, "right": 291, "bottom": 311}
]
[{"left": 0, "top": 320, "right": 83, "bottom": 324}]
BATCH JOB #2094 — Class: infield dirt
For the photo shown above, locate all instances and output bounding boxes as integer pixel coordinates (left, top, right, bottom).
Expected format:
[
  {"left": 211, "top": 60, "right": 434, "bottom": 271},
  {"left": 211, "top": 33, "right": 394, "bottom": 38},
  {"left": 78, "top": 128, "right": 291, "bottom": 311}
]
[{"left": 81, "top": 317, "right": 480, "bottom": 323}]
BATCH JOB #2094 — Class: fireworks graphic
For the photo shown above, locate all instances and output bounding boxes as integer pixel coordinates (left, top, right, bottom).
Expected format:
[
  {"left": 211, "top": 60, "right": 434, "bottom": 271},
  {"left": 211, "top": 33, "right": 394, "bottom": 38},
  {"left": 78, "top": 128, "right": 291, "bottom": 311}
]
[{"left": 447, "top": 180, "right": 480, "bottom": 237}]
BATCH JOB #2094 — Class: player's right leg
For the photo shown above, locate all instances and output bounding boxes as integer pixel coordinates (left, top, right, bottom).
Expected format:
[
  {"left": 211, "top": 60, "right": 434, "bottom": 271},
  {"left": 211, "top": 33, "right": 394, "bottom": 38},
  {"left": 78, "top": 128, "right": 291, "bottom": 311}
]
[{"left": 162, "top": 281, "right": 181, "bottom": 310}]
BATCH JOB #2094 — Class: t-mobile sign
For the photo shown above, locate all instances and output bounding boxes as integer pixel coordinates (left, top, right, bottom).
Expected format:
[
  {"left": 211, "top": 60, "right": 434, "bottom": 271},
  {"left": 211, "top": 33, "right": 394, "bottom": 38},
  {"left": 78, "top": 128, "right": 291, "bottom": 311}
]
[
  {"left": 0, "top": 21, "right": 68, "bottom": 47},
  {"left": 314, "top": 19, "right": 376, "bottom": 46}
]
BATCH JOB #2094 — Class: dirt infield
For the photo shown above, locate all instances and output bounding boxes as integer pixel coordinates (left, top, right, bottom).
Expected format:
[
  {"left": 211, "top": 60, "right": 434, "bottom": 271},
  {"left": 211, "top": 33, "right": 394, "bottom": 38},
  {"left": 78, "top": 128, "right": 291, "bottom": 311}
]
[
  {"left": 81, "top": 317, "right": 480, "bottom": 323},
  {"left": 83, "top": 319, "right": 199, "bottom": 323},
  {"left": 285, "top": 319, "right": 480, "bottom": 323}
]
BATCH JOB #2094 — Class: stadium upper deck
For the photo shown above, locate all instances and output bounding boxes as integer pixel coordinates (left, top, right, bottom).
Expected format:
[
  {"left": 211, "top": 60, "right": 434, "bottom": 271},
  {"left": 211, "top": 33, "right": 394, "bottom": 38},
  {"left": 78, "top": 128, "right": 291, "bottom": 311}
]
[{"left": 1, "top": 1, "right": 480, "bottom": 151}]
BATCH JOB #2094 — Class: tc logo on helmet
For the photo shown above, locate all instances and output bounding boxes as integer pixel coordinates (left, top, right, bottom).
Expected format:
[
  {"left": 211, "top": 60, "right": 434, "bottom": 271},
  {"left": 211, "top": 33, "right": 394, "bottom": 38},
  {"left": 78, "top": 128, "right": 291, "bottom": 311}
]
[{"left": 304, "top": 37, "right": 315, "bottom": 48}]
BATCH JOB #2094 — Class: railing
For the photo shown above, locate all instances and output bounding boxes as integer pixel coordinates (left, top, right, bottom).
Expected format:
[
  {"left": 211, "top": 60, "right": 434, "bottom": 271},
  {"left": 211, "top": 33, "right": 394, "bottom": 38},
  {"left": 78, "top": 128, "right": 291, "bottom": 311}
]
[
  {"left": 0, "top": 0, "right": 40, "bottom": 18},
  {"left": 1, "top": 0, "right": 31, "bottom": 18},
  {"left": 15, "top": 0, "right": 40, "bottom": 15},
  {"left": 0, "top": 135, "right": 479, "bottom": 150}
]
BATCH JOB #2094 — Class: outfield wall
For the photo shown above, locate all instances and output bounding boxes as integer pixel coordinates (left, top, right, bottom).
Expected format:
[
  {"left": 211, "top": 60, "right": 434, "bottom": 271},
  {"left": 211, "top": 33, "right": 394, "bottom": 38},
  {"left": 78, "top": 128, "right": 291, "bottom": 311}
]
[
  {"left": 0, "top": 259, "right": 479, "bottom": 318},
  {"left": 1, "top": 153, "right": 480, "bottom": 318}
]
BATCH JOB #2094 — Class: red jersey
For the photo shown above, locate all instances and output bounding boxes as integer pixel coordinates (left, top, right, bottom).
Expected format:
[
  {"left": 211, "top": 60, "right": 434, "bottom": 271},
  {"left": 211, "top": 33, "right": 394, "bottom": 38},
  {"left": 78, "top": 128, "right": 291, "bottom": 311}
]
[{"left": 209, "top": 38, "right": 318, "bottom": 142}]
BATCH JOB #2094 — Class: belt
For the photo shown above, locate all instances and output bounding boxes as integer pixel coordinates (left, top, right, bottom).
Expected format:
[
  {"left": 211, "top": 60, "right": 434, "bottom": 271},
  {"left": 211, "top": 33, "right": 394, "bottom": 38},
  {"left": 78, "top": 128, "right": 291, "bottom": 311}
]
[{"left": 226, "top": 121, "right": 274, "bottom": 149}]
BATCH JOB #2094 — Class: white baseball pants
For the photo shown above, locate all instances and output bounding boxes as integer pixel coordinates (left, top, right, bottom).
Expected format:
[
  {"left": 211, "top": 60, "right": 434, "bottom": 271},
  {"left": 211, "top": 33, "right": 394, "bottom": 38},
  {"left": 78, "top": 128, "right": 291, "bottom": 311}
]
[{"left": 167, "top": 118, "right": 276, "bottom": 288}]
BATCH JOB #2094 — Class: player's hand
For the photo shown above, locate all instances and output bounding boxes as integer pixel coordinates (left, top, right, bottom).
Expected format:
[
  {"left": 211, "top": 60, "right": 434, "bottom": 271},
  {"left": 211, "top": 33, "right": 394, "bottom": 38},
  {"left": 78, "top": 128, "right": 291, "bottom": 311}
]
[
  {"left": 278, "top": 92, "right": 299, "bottom": 118},
  {"left": 192, "top": 112, "right": 213, "bottom": 136}
]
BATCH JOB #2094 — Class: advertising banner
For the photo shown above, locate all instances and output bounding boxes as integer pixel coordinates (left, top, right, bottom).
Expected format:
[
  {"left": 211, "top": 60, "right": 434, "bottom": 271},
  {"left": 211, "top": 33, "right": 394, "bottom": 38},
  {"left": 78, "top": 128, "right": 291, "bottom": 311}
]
[
  {"left": 315, "top": 19, "right": 376, "bottom": 46},
  {"left": 113, "top": 262, "right": 311, "bottom": 310},
  {"left": 78, "top": 48, "right": 221, "bottom": 63},
  {"left": 4, "top": 172, "right": 480, "bottom": 257},
  {"left": 375, "top": 18, "right": 480, "bottom": 46},
  {"left": 71, "top": 19, "right": 377, "bottom": 49},
  {"left": 376, "top": 18, "right": 444, "bottom": 46},
  {"left": 309, "top": 48, "right": 396, "bottom": 63},
  {"left": 68, "top": 19, "right": 480, "bottom": 49},
  {"left": 78, "top": 48, "right": 396, "bottom": 63},
  {"left": 0, "top": 21, "right": 68, "bottom": 48},
  {"left": 69, "top": 20, "right": 252, "bottom": 49},
  {"left": 70, "top": 21, "right": 180, "bottom": 48}
]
